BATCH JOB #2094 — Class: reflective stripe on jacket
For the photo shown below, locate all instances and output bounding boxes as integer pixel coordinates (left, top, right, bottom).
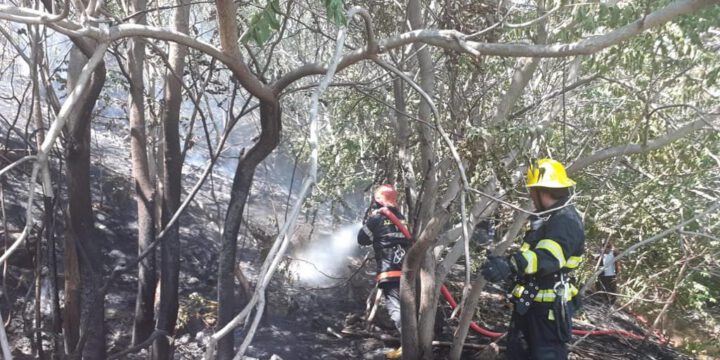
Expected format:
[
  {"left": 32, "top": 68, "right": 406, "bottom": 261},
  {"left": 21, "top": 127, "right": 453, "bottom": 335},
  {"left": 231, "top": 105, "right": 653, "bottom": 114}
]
[
  {"left": 510, "top": 198, "right": 585, "bottom": 310},
  {"left": 512, "top": 198, "right": 585, "bottom": 279}
]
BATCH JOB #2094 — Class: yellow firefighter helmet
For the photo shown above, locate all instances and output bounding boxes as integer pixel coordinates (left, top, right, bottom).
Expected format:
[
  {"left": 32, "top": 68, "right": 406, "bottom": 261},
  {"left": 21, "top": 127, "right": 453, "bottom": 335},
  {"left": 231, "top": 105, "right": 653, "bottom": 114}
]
[{"left": 526, "top": 159, "right": 576, "bottom": 188}]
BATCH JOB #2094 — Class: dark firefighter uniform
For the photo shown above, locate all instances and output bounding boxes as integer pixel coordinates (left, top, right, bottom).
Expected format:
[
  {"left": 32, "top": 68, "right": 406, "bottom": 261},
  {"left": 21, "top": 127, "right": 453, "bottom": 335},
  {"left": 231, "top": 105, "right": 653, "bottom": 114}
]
[
  {"left": 505, "top": 198, "right": 584, "bottom": 359},
  {"left": 357, "top": 205, "right": 410, "bottom": 332},
  {"left": 481, "top": 159, "right": 584, "bottom": 360}
]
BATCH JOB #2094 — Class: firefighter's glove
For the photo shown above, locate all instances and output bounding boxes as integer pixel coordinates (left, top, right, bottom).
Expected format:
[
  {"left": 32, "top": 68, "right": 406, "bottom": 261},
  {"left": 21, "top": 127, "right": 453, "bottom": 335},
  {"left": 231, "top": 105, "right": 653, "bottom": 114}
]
[{"left": 481, "top": 256, "right": 514, "bottom": 283}]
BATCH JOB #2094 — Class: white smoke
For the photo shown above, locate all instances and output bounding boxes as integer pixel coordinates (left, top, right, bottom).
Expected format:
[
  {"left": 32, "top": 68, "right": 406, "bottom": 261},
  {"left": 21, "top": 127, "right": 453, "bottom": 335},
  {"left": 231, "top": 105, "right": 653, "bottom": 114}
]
[{"left": 289, "top": 223, "right": 363, "bottom": 286}]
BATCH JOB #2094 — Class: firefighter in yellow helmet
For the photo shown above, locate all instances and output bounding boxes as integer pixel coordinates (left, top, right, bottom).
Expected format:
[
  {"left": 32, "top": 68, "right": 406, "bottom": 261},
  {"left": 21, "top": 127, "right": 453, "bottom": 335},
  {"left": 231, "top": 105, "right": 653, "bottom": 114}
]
[{"left": 481, "top": 159, "right": 585, "bottom": 360}]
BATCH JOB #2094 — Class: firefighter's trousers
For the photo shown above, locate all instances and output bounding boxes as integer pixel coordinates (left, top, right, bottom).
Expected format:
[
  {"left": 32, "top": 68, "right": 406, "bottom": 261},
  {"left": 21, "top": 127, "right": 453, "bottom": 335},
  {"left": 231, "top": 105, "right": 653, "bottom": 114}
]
[
  {"left": 381, "top": 283, "right": 402, "bottom": 333},
  {"left": 506, "top": 301, "right": 574, "bottom": 360}
]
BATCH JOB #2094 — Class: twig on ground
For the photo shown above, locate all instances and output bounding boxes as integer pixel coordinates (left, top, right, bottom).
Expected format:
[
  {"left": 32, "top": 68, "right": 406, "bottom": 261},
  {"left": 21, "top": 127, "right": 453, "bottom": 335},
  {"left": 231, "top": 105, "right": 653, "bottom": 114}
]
[
  {"left": 107, "top": 330, "right": 169, "bottom": 359},
  {"left": 0, "top": 309, "right": 11, "bottom": 360}
]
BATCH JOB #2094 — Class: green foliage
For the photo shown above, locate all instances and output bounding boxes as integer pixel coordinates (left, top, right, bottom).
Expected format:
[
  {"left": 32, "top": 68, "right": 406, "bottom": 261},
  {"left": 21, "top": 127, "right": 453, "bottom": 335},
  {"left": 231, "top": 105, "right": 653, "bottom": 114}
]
[
  {"left": 688, "top": 280, "right": 717, "bottom": 310},
  {"left": 706, "top": 66, "right": 720, "bottom": 87},
  {"left": 269, "top": 2, "right": 719, "bottom": 351},
  {"left": 242, "top": 0, "right": 282, "bottom": 46},
  {"left": 323, "top": 0, "right": 346, "bottom": 26},
  {"left": 682, "top": 338, "right": 720, "bottom": 358}
]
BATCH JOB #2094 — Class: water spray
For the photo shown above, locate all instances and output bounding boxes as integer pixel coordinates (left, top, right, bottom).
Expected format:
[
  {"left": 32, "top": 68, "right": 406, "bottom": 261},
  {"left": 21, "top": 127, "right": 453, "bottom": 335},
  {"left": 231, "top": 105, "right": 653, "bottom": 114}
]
[{"left": 289, "top": 223, "right": 363, "bottom": 286}]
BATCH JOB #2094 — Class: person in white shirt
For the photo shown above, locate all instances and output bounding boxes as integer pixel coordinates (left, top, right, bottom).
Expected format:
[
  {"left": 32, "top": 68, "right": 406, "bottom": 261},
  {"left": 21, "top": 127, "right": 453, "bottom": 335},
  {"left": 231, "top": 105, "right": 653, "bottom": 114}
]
[{"left": 598, "top": 243, "right": 620, "bottom": 304}]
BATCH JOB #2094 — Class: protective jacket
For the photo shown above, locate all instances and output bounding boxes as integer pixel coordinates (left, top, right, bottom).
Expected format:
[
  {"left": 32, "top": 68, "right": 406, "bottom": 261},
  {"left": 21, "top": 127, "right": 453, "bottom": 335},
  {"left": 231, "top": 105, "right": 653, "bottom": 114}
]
[
  {"left": 357, "top": 206, "right": 411, "bottom": 285},
  {"left": 505, "top": 197, "right": 585, "bottom": 359},
  {"left": 509, "top": 197, "right": 585, "bottom": 314}
]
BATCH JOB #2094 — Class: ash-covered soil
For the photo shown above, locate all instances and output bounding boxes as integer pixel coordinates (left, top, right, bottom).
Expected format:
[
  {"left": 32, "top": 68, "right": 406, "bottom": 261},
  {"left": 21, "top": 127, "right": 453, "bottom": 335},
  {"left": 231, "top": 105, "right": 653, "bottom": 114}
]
[{"left": 0, "top": 118, "right": 702, "bottom": 360}]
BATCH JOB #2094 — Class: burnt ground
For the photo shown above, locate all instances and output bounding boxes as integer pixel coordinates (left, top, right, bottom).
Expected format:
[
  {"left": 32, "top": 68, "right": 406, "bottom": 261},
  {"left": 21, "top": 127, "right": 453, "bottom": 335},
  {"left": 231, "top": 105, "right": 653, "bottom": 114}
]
[
  {"left": 466, "top": 287, "right": 697, "bottom": 360},
  {"left": 0, "top": 121, "right": 709, "bottom": 360}
]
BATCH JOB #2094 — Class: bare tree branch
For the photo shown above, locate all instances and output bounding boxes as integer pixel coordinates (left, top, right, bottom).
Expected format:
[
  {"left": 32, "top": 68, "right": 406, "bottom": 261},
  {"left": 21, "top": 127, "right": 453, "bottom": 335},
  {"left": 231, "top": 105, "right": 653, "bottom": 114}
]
[
  {"left": 0, "top": 0, "right": 713, "bottom": 97},
  {"left": 504, "top": 0, "right": 561, "bottom": 28},
  {"left": 568, "top": 108, "right": 719, "bottom": 173},
  {"left": 0, "top": 155, "right": 36, "bottom": 178},
  {"left": 109, "top": 101, "right": 260, "bottom": 284},
  {"left": 0, "top": 308, "right": 11, "bottom": 360},
  {"left": 509, "top": 73, "right": 600, "bottom": 119},
  {"left": 204, "top": 7, "right": 365, "bottom": 359},
  {"left": 212, "top": 0, "right": 273, "bottom": 102},
  {"left": 273, "top": 0, "right": 716, "bottom": 91},
  {"left": 0, "top": 42, "right": 108, "bottom": 267},
  {"left": 0, "top": 164, "right": 39, "bottom": 267}
]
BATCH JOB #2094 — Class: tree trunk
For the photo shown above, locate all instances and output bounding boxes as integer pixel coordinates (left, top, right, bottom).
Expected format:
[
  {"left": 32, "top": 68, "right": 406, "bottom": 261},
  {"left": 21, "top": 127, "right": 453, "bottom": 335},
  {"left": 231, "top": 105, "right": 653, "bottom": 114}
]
[
  {"left": 127, "top": 0, "right": 157, "bottom": 345},
  {"left": 152, "top": 0, "right": 189, "bottom": 358},
  {"left": 405, "top": 1, "right": 439, "bottom": 358},
  {"left": 215, "top": 163, "right": 253, "bottom": 360},
  {"left": 64, "top": 44, "right": 107, "bottom": 359},
  {"left": 63, "top": 224, "right": 80, "bottom": 354},
  {"left": 448, "top": 1, "right": 548, "bottom": 356},
  {"left": 448, "top": 211, "right": 527, "bottom": 359},
  {"left": 400, "top": 211, "right": 449, "bottom": 360},
  {"left": 393, "top": 77, "right": 417, "bottom": 219},
  {"left": 29, "top": 23, "right": 47, "bottom": 359},
  {"left": 216, "top": 99, "right": 281, "bottom": 360},
  {"left": 407, "top": 0, "right": 437, "bottom": 235},
  {"left": 46, "top": 194, "right": 62, "bottom": 357},
  {"left": 417, "top": 251, "right": 438, "bottom": 360}
]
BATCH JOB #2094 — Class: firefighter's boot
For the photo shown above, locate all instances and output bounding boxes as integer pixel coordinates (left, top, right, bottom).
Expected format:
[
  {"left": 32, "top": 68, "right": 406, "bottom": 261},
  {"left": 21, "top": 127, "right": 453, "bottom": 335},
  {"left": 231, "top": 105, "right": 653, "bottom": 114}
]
[{"left": 385, "top": 347, "right": 402, "bottom": 359}]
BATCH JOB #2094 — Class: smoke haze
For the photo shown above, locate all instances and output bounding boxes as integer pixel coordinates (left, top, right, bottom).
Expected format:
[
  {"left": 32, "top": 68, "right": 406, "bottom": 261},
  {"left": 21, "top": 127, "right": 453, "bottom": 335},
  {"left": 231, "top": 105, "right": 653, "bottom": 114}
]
[{"left": 290, "top": 223, "right": 363, "bottom": 286}]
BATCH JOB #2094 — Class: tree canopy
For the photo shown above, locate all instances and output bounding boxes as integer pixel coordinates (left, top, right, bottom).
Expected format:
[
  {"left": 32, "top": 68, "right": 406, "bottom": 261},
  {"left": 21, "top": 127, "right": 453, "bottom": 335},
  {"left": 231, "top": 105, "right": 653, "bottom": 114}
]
[{"left": 0, "top": 0, "right": 718, "bottom": 358}]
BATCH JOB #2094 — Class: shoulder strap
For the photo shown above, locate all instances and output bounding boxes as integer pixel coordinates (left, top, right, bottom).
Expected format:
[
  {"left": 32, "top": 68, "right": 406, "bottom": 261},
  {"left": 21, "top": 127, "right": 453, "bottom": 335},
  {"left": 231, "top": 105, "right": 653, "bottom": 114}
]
[{"left": 378, "top": 207, "right": 413, "bottom": 241}]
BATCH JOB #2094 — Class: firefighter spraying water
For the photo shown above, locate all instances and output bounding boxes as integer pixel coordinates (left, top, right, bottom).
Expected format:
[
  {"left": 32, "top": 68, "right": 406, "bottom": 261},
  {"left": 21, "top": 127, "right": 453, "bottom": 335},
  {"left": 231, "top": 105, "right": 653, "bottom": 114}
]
[
  {"left": 357, "top": 184, "right": 409, "bottom": 359},
  {"left": 355, "top": 161, "right": 648, "bottom": 360}
]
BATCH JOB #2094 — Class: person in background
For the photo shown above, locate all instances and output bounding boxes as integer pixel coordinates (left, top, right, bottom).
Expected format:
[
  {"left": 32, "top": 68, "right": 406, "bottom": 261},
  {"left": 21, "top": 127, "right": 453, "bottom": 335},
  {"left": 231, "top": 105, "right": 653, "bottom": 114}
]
[
  {"left": 481, "top": 159, "right": 584, "bottom": 360},
  {"left": 598, "top": 242, "right": 620, "bottom": 305},
  {"left": 357, "top": 184, "right": 410, "bottom": 359}
]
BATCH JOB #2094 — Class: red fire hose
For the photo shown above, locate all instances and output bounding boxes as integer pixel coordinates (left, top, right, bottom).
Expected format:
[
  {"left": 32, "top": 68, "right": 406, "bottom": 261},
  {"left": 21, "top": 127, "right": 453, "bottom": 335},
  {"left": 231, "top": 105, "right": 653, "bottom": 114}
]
[
  {"left": 378, "top": 207, "right": 645, "bottom": 341},
  {"left": 440, "top": 285, "right": 505, "bottom": 338},
  {"left": 440, "top": 284, "right": 645, "bottom": 340}
]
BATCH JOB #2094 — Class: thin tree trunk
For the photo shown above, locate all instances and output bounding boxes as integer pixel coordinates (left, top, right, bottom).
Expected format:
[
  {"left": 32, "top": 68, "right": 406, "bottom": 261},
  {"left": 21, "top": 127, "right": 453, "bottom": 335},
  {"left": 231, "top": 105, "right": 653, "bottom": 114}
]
[
  {"left": 64, "top": 44, "right": 107, "bottom": 359},
  {"left": 126, "top": 0, "right": 157, "bottom": 345},
  {"left": 28, "top": 20, "right": 62, "bottom": 357},
  {"left": 34, "top": 205, "right": 43, "bottom": 359},
  {"left": 400, "top": 211, "right": 449, "bottom": 360},
  {"left": 152, "top": 0, "right": 189, "bottom": 358},
  {"left": 449, "top": 211, "right": 528, "bottom": 360},
  {"left": 34, "top": 2, "right": 110, "bottom": 358},
  {"left": 29, "top": 22, "right": 46, "bottom": 359},
  {"left": 216, "top": 164, "right": 253, "bottom": 360},
  {"left": 1, "top": 185, "right": 8, "bottom": 322},
  {"left": 407, "top": 0, "right": 437, "bottom": 235},
  {"left": 217, "top": 99, "right": 281, "bottom": 360},
  {"left": 47, "top": 194, "right": 61, "bottom": 358},
  {"left": 406, "top": 1, "right": 439, "bottom": 358},
  {"left": 63, "top": 222, "right": 80, "bottom": 354},
  {"left": 0, "top": 309, "right": 10, "bottom": 360},
  {"left": 648, "top": 257, "right": 689, "bottom": 338},
  {"left": 393, "top": 77, "right": 417, "bottom": 219},
  {"left": 417, "top": 251, "right": 438, "bottom": 360},
  {"left": 448, "top": 0, "right": 548, "bottom": 356}
]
